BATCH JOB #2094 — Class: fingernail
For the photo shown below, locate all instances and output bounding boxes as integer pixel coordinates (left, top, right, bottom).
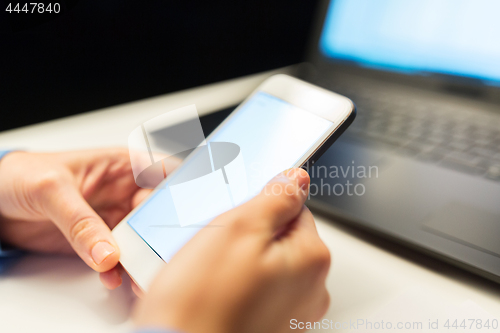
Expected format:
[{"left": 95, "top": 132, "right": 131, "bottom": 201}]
[
  {"left": 285, "top": 168, "right": 310, "bottom": 194},
  {"left": 92, "top": 241, "right": 115, "bottom": 265},
  {"left": 285, "top": 167, "right": 308, "bottom": 181}
]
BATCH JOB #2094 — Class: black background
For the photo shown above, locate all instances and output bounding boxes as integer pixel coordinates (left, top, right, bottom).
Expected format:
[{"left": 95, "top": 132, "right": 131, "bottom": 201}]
[{"left": 0, "top": 0, "right": 320, "bottom": 131}]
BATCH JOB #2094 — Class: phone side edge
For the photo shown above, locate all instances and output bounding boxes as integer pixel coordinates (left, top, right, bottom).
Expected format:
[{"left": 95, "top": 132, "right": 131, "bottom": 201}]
[
  {"left": 112, "top": 218, "right": 164, "bottom": 291},
  {"left": 301, "top": 101, "right": 357, "bottom": 171}
]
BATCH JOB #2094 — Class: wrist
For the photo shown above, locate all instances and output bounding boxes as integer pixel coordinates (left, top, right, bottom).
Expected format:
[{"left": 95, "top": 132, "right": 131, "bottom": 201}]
[
  {"left": 0, "top": 150, "right": 14, "bottom": 160},
  {"left": 134, "top": 329, "right": 185, "bottom": 333},
  {"left": 0, "top": 151, "right": 27, "bottom": 244},
  {"left": 135, "top": 307, "right": 233, "bottom": 333},
  {"left": 0, "top": 150, "right": 12, "bottom": 236}
]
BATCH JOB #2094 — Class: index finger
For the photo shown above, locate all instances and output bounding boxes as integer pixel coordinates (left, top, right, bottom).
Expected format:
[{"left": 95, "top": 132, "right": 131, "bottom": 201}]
[
  {"left": 39, "top": 177, "right": 120, "bottom": 272},
  {"left": 282, "top": 206, "right": 331, "bottom": 274}
]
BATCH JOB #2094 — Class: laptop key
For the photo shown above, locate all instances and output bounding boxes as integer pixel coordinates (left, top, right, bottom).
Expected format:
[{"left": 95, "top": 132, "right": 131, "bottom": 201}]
[
  {"left": 425, "top": 135, "right": 447, "bottom": 146},
  {"left": 446, "top": 140, "right": 471, "bottom": 152},
  {"left": 403, "top": 142, "right": 434, "bottom": 154},
  {"left": 417, "top": 153, "right": 443, "bottom": 163},
  {"left": 416, "top": 146, "right": 450, "bottom": 163},
  {"left": 440, "top": 152, "right": 487, "bottom": 175},
  {"left": 470, "top": 147, "right": 499, "bottom": 158},
  {"left": 378, "top": 134, "right": 408, "bottom": 147},
  {"left": 485, "top": 165, "right": 500, "bottom": 181},
  {"left": 446, "top": 151, "right": 483, "bottom": 163},
  {"left": 440, "top": 158, "right": 482, "bottom": 175}
]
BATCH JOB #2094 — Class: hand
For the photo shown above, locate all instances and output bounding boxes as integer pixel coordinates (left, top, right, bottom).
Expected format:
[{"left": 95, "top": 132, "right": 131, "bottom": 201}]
[
  {"left": 134, "top": 168, "right": 331, "bottom": 333},
  {"left": 0, "top": 148, "right": 151, "bottom": 289}
]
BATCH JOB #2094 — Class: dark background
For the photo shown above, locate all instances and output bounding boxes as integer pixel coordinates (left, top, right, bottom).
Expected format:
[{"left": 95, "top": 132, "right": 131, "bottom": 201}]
[{"left": 0, "top": 0, "right": 320, "bottom": 131}]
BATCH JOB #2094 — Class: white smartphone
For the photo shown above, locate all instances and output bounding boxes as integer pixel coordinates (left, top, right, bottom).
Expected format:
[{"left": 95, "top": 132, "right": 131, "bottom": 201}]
[{"left": 112, "top": 74, "right": 356, "bottom": 290}]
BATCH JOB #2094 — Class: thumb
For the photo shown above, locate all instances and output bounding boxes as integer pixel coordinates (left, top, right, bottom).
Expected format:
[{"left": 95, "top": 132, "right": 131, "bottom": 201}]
[
  {"left": 244, "top": 168, "right": 310, "bottom": 233},
  {"left": 40, "top": 178, "right": 120, "bottom": 272}
]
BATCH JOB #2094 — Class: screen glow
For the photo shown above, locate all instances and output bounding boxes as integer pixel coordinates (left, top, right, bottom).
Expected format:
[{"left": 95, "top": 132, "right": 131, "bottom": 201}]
[{"left": 320, "top": 0, "right": 500, "bottom": 85}]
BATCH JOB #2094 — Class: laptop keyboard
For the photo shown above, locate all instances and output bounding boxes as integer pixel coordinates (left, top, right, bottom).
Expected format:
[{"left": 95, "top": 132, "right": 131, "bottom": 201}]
[{"left": 327, "top": 83, "right": 500, "bottom": 182}]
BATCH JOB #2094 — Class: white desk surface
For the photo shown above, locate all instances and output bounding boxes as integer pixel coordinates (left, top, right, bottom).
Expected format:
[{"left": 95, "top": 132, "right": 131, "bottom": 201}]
[{"left": 1, "top": 69, "right": 499, "bottom": 333}]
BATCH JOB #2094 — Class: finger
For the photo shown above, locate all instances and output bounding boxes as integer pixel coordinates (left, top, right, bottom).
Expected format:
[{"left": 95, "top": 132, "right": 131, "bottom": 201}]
[
  {"left": 63, "top": 148, "right": 129, "bottom": 169},
  {"left": 283, "top": 207, "right": 331, "bottom": 274},
  {"left": 100, "top": 267, "right": 123, "bottom": 290},
  {"left": 95, "top": 206, "right": 129, "bottom": 229},
  {"left": 39, "top": 177, "right": 120, "bottom": 272},
  {"left": 288, "top": 206, "right": 320, "bottom": 237},
  {"left": 131, "top": 280, "right": 144, "bottom": 298},
  {"left": 242, "top": 168, "right": 310, "bottom": 233},
  {"left": 132, "top": 188, "right": 152, "bottom": 208}
]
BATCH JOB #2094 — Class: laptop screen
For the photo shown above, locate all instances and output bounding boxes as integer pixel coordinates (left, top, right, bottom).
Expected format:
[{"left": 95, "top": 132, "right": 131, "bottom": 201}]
[{"left": 319, "top": 0, "right": 500, "bottom": 86}]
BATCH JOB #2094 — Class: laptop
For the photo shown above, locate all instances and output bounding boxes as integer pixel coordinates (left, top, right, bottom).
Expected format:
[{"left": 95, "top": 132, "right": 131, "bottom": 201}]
[
  {"left": 302, "top": 0, "right": 500, "bottom": 283},
  {"left": 198, "top": 0, "right": 500, "bottom": 283}
]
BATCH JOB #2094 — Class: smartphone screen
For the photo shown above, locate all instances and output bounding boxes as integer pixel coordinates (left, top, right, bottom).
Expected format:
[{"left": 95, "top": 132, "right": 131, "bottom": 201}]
[{"left": 128, "top": 91, "right": 333, "bottom": 261}]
